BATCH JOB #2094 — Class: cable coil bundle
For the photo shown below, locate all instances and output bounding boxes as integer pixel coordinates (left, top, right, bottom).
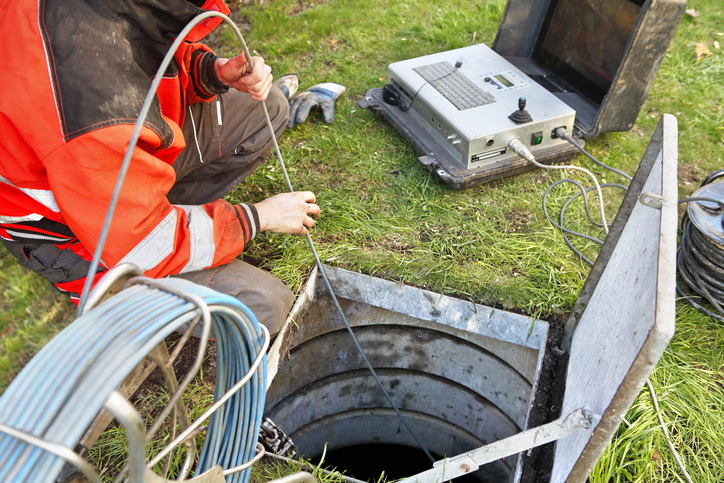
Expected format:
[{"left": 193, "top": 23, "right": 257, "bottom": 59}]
[
  {"left": 0, "top": 277, "right": 267, "bottom": 483},
  {"left": 677, "top": 170, "right": 724, "bottom": 322}
]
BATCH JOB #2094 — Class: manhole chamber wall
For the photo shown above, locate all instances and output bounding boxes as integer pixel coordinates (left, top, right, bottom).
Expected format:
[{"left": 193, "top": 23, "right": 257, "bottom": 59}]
[{"left": 265, "top": 267, "right": 548, "bottom": 483}]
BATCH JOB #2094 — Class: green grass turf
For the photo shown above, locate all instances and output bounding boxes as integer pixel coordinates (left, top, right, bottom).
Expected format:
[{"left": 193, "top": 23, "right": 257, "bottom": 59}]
[{"left": 1, "top": 0, "right": 722, "bottom": 481}]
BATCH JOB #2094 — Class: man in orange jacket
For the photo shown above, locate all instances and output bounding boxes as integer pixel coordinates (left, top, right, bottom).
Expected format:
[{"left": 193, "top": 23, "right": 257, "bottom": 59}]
[{"left": 0, "top": 0, "right": 333, "bottom": 336}]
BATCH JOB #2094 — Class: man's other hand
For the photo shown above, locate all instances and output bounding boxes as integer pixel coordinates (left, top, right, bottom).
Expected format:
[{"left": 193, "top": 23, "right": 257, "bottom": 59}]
[
  {"left": 216, "top": 54, "right": 273, "bottom": 101},
  {"left": 253, "top": 192, "right": 321, "bottom": 236}
]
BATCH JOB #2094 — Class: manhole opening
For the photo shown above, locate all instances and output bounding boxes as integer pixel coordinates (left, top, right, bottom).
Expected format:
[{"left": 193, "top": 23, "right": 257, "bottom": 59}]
[
  {"left": 265, "top": 267, "right": 550, "bottom": 483},
  {"left": 309, "top": 444, "right": 486, "bottom": 483}
]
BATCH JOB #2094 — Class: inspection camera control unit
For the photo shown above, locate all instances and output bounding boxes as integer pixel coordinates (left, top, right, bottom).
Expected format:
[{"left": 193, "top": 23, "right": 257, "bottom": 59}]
[
  {"left": 361, "top": 0, "right": 686, "bottom": 189},
  {"left": 385, "top": 44, "right": 576, "bottom": 171}
]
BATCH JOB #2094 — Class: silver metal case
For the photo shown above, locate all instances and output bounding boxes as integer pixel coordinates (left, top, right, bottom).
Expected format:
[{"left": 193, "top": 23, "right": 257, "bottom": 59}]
[{"left": 388, "top": 44, "right": 575, "bottom": 171}]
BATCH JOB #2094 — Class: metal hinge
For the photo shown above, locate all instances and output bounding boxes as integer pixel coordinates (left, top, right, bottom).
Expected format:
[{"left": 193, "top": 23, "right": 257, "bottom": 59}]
[{"left": 639, "top": 192, "right": 668, "bottom": 210}]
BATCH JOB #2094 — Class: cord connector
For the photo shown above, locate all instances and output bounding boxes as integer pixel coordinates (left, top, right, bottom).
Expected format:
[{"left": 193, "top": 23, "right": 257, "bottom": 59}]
[{"left": 508, "top": 138, "right": 536, "bottom": 163}]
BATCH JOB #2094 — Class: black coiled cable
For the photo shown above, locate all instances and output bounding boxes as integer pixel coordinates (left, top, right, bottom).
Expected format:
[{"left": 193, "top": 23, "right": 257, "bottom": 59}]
[{"left": 677, "top": 171, "right": 724, "bottom": 322}]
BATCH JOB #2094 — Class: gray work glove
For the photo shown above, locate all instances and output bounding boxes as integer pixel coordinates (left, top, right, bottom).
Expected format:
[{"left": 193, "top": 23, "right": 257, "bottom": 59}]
[{"left": 288, "top": 82, "right": 346, "bottom": 128}]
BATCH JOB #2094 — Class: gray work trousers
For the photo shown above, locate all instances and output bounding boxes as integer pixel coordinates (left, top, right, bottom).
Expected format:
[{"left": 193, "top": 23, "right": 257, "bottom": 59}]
[{"left": 172, "top": 86, "right": 293, "bottom": 337}]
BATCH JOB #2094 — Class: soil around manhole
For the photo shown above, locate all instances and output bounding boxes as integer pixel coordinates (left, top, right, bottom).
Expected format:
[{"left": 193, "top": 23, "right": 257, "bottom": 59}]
[{"left": 516, "top": 321, "right": 568, "bottom": 483}]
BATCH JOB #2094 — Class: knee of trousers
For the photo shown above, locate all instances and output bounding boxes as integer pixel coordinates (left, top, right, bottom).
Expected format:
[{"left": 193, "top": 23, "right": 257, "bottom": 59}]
[
  {"left": 172, "top": 261, "right": 295, "bottom": 338},
  {"left": 218, "top": 264, "right": 294, "bottom": 338},
  {"left": 253, "top": 273, "right": 294, "bottom": 337}
]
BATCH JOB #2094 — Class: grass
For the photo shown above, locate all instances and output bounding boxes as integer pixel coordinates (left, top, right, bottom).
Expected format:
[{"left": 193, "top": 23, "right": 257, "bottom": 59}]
[
  {"left": 0, "top": 254, "right": 75, "bottom": 393},
  {"left": 89, "top": 373, "right": 352, "bottom": 483},
  {"left": 590, "top": 306, "right": 724, "bottom": 483},
  {"left": 249, "top": 450, "right": 355, "bottom": 483},
  {"left": 90, "top": 378, "right": 214, "bottom": 481},
  {"left": 1, "top": 0, "right": 723, "bottom": 481},
  {"left": 219, "top": 0, "right": 634, "bottom": 314},
  {"left": 89, "top": 335, "right": 218, "bottom": 480}
]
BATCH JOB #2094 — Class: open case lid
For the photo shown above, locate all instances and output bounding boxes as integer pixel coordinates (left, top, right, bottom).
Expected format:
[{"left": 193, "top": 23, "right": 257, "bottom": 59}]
[
  {"left": 542, "top": 114, "right": 678, "bottom": 481},
  {"left": 492, "top": 0, "right": 685, "bottom": 139}
]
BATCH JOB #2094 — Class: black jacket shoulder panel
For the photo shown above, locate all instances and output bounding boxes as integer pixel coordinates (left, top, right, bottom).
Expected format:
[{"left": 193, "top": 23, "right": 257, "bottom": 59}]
[{"left": 40, "top": 0, "right": 203, "bottom": 148}]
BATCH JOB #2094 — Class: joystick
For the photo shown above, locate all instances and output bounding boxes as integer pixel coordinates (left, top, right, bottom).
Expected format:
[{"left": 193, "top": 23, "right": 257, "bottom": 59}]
[{"left": 508, "top": 97, "right": 533, "bottom": 124}]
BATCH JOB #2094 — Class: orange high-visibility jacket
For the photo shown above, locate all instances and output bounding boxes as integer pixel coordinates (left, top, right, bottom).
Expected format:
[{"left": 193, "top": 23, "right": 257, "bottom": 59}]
[{"left": 0, "top": 0, "right": 259, "bottom": 301}]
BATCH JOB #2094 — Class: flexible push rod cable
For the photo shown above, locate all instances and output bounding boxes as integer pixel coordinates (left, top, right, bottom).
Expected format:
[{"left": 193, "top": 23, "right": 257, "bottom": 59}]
[
  {"left": 74, "top": 11, "right": 435, "bottom": 464},
  {"left": 0, "top": 277, "right": 268, "bottom": 483}
]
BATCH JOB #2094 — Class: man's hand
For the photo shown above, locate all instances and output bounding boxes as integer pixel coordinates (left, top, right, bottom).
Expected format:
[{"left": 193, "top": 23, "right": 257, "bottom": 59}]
[
  {"left": 288, "top": 83, "right": 346, "bottom": 128},
  {"left": 215, "top": 54, "right": 273, "bottom": 101},
  {"left": 253, "top": 192, "right": 321, "bottom": 236}
]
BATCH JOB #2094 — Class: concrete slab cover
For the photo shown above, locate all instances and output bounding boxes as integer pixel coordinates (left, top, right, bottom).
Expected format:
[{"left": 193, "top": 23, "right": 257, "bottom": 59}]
[
  {"left": 550, "top": 115, "right": 678, "bottom": 482},
  {"left": 322, "top": 266, "right": 547, "bottom": 351},
  {"left": 267, "top": 265, "right": 548, "bottom": 389}
]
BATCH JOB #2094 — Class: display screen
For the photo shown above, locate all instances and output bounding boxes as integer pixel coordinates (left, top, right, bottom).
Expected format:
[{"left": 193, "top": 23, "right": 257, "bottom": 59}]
[
  {"left": 532, "top": 0, "right": 643, "bottom": 104},
  {"left": 494, "top": 74, "right": 514, "bottom": 88}
]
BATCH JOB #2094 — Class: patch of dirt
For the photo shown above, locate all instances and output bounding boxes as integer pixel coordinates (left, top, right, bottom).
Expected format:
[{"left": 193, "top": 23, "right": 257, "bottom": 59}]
[
  {"left": 531, "top": 173, "right": 550, "bottom": 185},
  {"left": 517, "top": 322, "right": 569, "bottom": 483},
  {"left": 325, "top": 37, "right": 347, "bottom": 52},
  {"left": 504, "top": 209, "right": 535, "bottom": 233},
  {"left": 287, "top": 0, "right": 331, "bottom": 16},
  {"left": 169, "top": 332, "right": 218, "bottom": 385},
  {"left": 378, "top": 235, "right": 413, "bottom": 253},
  {"left": 131, "top": 332, "right": 218, "bottom": 418},
  {"left": 303, "top": 157, "right": 347, "bottom": 191},
  {"left": 678, "top": 164, "right": 702, "bottom": 189},
  {"left": 631, "top": 126, "right": 649, "bottom": 138},
  {"left": 240, "top": 254, "right": 268, "bottom": 269},
  {"left": 241, "top": 246, "right": 287, "bottom": 270},
  {"left": 416, "top": 225, "right": 448, "bottom": 245}
]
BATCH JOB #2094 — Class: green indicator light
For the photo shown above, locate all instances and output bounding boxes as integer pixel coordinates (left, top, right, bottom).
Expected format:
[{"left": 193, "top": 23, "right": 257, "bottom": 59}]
[{"left": 534, "top": 136, "right": 543, "bottom": 145}]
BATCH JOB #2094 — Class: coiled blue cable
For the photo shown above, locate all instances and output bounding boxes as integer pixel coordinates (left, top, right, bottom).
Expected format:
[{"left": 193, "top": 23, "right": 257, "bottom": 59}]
[{"left": 0, "top": 278, "right": 266, "bottom": 483}]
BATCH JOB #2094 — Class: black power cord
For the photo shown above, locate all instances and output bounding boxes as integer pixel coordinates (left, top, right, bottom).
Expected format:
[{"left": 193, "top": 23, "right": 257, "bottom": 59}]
[
  {"left": 542, "top": 179, "right": 628, "bottom": 266},
  {"left": 540, "top": 128, "right": 632, "bottom": 266},
  {"left": 554, "top": 128, "right": 632, "bottom": 181}
]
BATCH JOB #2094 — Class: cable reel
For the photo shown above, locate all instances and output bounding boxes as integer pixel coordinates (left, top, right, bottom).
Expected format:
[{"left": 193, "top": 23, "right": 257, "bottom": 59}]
[{"left": 678, "top": 174, "right": 724, "bottom": 322}]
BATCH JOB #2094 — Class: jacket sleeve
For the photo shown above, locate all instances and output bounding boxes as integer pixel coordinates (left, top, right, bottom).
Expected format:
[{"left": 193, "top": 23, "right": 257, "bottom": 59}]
[
  {"left": 178, "top": 42, "right": 230, "bottom": 104},
  {"left": 43, "top": 122, "right": 257, "bottom": 278}
]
